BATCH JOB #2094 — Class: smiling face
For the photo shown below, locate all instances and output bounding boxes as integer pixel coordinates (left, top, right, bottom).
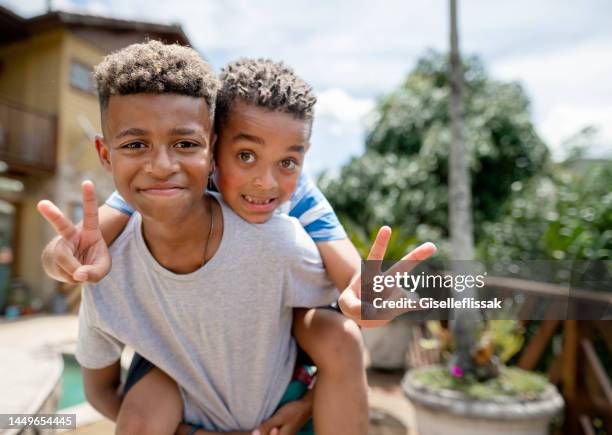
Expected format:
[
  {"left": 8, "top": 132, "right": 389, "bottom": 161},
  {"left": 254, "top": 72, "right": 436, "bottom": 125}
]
[
  {"left": 214, "top": 101, "right": 311, "bottom": 223},
  {"left": 96, "top": 93, "right": 215, "bottom": 223}
]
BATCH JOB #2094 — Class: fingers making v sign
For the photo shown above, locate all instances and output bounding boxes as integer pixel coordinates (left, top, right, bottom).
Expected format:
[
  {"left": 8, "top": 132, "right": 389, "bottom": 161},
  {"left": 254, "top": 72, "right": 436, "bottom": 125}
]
[
  {"left": 37, "top": 180, "right": 111, "bottom": 283},
  {"left": 338, "top": 226, "right": 437, "bottom": 327}
]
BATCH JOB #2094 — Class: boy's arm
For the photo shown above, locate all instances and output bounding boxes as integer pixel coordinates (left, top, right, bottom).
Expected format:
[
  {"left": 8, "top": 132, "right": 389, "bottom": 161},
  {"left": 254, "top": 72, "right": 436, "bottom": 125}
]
[
  {"left": 98, "top": 204, "right": 131, "bottom": 245},
  {"left": 317, "top": 237, "right": 390, "bottom": 327},
  {"left": 82, "top": 363, "right": 122, "bottom": 421},
  {"left": 315, "top": 239, "right": 361, "bottom": 291},
  {"left": 99, "top": 190, "right": 134, "bottom": 244},
  {"left": 288, "top": 175, "right": 437, "bottom": 326},
  {"left": 287, "top": 173, "right": 360, "bottom": 292},
  {"left": 76, "top": 267, "right": 125, "bottom": 422}
]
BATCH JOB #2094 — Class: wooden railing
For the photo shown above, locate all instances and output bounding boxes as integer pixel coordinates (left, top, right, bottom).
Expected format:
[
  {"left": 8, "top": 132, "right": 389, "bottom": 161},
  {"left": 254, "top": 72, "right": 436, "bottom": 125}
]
[
  {"left": 0, "top": 97, "right": 57, "bottom": 173},
  {"left": 484, "top": 276, "right": 611, "bottom": 434}
]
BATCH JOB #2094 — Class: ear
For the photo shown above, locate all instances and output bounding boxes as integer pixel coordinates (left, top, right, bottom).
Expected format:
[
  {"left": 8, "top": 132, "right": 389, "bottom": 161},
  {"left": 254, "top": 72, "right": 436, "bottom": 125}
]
[{"left": 95, "top": 135, "right": 112, "bottom": 172}]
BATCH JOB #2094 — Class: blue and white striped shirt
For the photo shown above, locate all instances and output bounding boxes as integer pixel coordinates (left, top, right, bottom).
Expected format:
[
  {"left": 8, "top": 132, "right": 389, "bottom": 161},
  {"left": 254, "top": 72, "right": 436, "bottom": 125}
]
[{"left": 105, "top": 172, "right": 347, "bottom": 242}]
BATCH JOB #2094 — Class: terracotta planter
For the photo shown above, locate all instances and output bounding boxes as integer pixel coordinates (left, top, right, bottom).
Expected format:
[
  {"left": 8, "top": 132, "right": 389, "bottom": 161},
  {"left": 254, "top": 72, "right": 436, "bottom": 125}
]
[{"left": 402, "top": 366, "right": 564, "bottom": 435}]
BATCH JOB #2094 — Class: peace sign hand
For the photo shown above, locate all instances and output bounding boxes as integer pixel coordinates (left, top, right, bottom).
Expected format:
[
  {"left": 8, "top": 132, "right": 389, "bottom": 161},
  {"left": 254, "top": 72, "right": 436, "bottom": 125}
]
[
  {"left": 338, "top": 226, "right": 437, "bottom": 327},
  {"left": 37, "top": 180, "right": 111, "bottom": 284}
]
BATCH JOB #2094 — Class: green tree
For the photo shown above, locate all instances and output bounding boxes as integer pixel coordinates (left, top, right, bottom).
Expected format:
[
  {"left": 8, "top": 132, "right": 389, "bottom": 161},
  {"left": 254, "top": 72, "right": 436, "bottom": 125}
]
[
  {"left": 480, "top": 160, "right": 612, "bottom": 262},
  {"left": 320, "top": 50, "right": 549, "bottom": 252}
]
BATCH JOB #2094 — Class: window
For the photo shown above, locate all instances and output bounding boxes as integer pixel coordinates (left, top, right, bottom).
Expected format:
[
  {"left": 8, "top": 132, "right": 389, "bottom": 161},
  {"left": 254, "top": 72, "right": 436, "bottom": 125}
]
[{"left": 70, "top": 60, "right": 95, "bottom": 94}]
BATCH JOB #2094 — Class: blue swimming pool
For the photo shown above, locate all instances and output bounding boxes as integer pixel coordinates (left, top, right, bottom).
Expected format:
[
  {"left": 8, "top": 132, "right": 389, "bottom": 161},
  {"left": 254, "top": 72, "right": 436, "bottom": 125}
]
[{"left": 59, "top": 354, "right": 86, "bottom": 409}]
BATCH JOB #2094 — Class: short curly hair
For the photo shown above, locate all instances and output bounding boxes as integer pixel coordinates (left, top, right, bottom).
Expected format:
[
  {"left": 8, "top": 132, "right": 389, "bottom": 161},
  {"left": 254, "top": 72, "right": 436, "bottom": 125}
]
[
  {"left": 215, "top": 58, "right": 316, "bottom": 133},
  {"left": 93, "top": 40, "right": 218, "bottom": 118}
]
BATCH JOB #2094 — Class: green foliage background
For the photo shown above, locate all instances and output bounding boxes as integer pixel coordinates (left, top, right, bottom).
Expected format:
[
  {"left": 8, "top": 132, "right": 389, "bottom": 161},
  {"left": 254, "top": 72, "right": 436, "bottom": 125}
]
[{"left": 319, "top": 50, "right": 611, "bottom": 262}]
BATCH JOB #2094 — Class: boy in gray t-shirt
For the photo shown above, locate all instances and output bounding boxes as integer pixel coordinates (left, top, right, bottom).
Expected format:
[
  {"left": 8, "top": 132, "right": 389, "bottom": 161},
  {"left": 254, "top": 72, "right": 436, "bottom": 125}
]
[{"left": 77, "top": 194, "right": 336, "bottom": 430}]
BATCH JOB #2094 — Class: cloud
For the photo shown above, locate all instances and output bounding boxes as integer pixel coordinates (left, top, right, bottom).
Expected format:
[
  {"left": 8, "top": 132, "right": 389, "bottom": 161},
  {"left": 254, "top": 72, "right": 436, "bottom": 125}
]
[
  {"left": 306, "top": 89, "right": 375, "bottom": 176},
  {"left": 316, "top": 88, "right": 375, "bottom": 124},
  {"left": 490, "top": 37, "right": 612, "bottom": 158},
  {"left": 491, "top": 38, "right": 612, "bottom": 110},
  {"left": 539, "top": 105, "right": 612, "bottom": 160}
]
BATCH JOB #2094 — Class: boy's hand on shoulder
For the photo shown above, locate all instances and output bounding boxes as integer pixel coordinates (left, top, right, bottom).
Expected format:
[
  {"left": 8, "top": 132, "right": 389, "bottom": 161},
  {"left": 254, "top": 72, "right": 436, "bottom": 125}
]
[
  {"left": 338, "top": 226, "right": 437, "bottom": 327},
  {"left": 37, "top": 180, "right": 111, "bottom": 283}
]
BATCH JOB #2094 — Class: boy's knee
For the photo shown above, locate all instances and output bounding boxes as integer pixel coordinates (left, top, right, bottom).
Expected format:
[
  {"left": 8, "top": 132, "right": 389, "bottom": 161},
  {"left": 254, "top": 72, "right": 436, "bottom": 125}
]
[
  {"left": 116, "top": 402, "right": 167, "bottom": 435},
  {"left": 317, "top": 316, "right": 364, "bottom": 371}
]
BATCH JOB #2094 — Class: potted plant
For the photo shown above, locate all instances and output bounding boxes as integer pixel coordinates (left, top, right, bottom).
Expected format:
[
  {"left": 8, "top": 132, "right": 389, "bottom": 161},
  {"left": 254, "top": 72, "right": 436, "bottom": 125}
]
[{"left": 402, "top": 320, "right": 564, "bottom": 435}]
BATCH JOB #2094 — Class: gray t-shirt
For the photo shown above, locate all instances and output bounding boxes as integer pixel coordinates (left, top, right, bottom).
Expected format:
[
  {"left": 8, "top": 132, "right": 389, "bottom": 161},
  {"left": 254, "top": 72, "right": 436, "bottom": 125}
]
[{"left": 76, "top": 195, "right": 336, "bottom": 431}]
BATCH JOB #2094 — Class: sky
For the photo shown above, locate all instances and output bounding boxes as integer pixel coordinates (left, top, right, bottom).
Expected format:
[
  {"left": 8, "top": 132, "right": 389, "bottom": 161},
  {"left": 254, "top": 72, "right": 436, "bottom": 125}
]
[{"left": 5, "top": 0, "right": 612, "bottom": 176}]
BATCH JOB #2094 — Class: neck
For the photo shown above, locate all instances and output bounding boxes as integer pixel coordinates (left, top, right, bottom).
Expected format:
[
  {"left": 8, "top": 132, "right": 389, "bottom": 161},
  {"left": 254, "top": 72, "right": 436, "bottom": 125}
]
[{"left": 140, "top": 195, "right": 216, "bottom": 273}]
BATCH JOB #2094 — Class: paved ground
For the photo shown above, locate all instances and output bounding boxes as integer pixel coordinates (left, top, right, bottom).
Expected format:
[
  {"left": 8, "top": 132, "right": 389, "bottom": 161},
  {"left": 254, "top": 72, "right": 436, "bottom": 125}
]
[
  {"left": 0, "top": 316, "right": 75, "bottom": 422},
  {"left": 0, "top": 315, "right": 417, "bottom": 434}
]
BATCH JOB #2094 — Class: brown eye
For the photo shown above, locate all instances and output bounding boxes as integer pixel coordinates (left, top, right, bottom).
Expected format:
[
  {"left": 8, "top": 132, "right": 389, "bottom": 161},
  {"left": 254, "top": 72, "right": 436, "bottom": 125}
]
[
  {"left": 238, "top": 151, "right": 255, "bottom": 163},
  {"left": 122, "top": 141, "right": 146, "bottom": 149},
  {"left": 280, "top": 159, "right": 298, "bottom": 170},
  {"left": 175, "top": 141, "right": 199, "bottom": 149}
]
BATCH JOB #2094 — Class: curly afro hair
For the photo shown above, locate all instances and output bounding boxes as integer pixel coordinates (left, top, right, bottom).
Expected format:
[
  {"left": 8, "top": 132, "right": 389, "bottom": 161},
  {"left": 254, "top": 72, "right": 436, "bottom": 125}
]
[
  {"left": 93, "top": 40, "right": 218, "bottom": 118},
  {"left": 215, "top": 58, "right": 316, "bottom": 133}
]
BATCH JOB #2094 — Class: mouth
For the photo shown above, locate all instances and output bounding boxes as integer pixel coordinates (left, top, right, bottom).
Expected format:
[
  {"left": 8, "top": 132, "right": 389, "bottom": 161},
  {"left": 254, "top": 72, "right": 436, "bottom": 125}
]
[
  {"left": 139, "top": 185, "right": 185, "bottom": 197},
  {"left": 242, "top": 195, "right": 276, "bottom": 205},
  {"left": 241, "top": 194, "right": 278, "bottom": 212}
]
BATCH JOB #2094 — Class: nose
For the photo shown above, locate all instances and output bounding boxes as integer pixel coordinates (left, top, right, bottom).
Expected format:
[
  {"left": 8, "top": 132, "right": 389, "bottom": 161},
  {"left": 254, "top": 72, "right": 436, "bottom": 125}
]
[
  {"left": 145, "top": 146, "right": 178, "bottom": 178},
  {"left": 253, "top": 166, "right": 278, "bottom": 191}
]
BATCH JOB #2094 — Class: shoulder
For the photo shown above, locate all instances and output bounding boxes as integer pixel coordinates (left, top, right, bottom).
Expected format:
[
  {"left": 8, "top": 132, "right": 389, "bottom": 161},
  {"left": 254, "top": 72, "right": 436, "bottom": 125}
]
[
  {"left": 287, "top": 173, "right": 324, "bottom": 217},
  {"left": 215, "top": 195, "right": 321, "bottom": 262},
  {"left": 265, "top": 214, "right": 321, "bottom": 261},
  {"left": 286, "top": 173, "right": 348, "bottom": 242}
]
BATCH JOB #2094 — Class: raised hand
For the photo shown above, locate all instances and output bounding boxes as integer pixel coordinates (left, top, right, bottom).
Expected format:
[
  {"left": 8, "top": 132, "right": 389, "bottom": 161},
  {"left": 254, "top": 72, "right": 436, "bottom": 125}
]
[
  {"left": 37, "top": 180, "right": 111, "bottom": 283},
  {"left": 338, "top": 226, "right": 437, "bottom": 327}
]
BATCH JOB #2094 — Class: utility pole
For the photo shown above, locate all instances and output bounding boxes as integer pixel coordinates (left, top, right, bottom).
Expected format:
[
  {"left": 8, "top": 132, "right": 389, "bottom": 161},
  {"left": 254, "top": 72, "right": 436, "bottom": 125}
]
[{"left": 448, "top": 0, "right": 480, "bottom": 376}]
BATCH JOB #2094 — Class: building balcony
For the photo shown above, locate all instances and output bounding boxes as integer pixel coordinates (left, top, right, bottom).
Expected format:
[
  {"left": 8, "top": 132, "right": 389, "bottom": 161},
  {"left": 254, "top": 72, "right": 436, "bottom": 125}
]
[{"left": 0, "top": 98, "right": 56, "bottom": 174}]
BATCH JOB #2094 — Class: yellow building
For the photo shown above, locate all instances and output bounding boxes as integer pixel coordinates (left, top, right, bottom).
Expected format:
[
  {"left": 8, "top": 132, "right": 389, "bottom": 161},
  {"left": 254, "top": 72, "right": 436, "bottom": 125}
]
[{"left": 0, "top": 5, "right": 192, "bottom": 313}]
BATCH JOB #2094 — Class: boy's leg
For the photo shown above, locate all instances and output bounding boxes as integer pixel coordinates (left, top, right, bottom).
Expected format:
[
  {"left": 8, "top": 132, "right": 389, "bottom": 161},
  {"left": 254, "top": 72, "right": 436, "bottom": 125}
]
[
  {"left": 115, "top": 367, "right": 183, "bottom": 435},
  {"left": 293, "top": 307, "right": 368, "bottom": 435}
]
